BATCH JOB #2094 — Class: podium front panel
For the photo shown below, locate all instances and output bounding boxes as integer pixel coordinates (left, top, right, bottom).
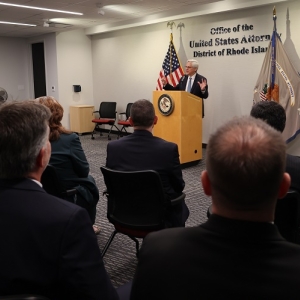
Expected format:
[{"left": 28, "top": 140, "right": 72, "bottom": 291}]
[{"left": 153, "top": 91, "right": 202, "bottom": 164}]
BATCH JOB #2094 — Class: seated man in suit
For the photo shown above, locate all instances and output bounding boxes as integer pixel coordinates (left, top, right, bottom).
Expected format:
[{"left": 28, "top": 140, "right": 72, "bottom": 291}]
[
  {"left": 130, "top": 116, "right": 300, "bottom": 300},
  {"left": 106, "top": 99, "right": 189, "bottom": 227},
  {"left": 161, "top": 59, "right": 208, "bottom": 117},
  {"left": 0, "top": 101, "right": 118, "bottom": 300},
  {"left": 250, "top": 100, "right": 300, "bottom": 193}
]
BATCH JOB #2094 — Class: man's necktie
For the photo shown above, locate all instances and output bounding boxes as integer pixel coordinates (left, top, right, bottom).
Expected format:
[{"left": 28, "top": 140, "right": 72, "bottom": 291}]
[{"left": 187, "top": 77, "right": 192, "bottom": 92}]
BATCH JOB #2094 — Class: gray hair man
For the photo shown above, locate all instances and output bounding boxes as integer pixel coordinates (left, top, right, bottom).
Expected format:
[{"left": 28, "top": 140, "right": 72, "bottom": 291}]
[{"left": 0, "top": 101, "right": 118, "bottom": 300}]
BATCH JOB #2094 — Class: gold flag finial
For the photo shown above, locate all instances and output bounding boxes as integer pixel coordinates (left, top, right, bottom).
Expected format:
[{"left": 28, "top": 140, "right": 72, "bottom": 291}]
[
  {"left": 273, "top": 6, "right": 276, "bottom": 17},
  {"left": 167, "top": 21, "right": 176, "bottom": 31}
]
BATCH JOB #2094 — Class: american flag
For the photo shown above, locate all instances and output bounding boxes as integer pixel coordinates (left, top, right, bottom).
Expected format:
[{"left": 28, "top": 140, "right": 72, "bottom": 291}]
[
  {"left": 259, "top": 91, "right": 267, "bottom": 101},
  {"left": 156, "top": 35, "right": 184, "bottom": 90}
]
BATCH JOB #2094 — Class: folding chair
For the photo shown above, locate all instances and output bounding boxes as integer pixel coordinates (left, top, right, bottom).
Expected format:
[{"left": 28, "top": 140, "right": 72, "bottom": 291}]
[
  {"left": 117, "top": 102, "right": 133, "bottom": 138},
  {"left": 91, "top": 102, "right": 119, "bottom": 140}
]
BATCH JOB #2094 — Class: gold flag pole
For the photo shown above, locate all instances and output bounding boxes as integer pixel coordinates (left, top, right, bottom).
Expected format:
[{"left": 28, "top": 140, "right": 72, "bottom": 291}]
[{"left": 167, "top": 21, "right": 175, "bottom": 84}]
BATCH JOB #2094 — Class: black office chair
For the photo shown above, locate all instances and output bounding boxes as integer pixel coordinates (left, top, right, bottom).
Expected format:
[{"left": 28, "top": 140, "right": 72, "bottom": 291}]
[
  {"left": 117, "top": 102, "right": 133, "bottom": 138},
  {"left": 0, "top": 295, "right": 50, "bottom": 300},
  {"left": 100, "top": 166, "right": 185, "bottom": 258},
  {"left": 274, "top": 189, "right": 300, "bottom": 244},
  {"left": 41, "top": 164, "right": 78, "bottom": 201},
  {"left": 91, "top": 102, "right": 119, "bottom": 140}
]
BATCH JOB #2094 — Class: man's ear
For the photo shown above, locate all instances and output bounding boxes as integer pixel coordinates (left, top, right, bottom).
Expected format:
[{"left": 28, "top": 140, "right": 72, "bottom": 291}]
[
  {"left": 36, "top": 148, "right": 44, "bottom": 168},
  {"left": 36, "top": 141, "right": 51, "bottom": 169},
  {"left": 201, "top": 170, "right": 212, "bottom": 196},
  {"left": 278, "top": 172, "right": 291, "bottom": 199},
  {"left": 129, "top": 117, "right": 134, "bottom": 126},
  {"left": 153, "top": 116, "right": 158, "bottom": 125}
]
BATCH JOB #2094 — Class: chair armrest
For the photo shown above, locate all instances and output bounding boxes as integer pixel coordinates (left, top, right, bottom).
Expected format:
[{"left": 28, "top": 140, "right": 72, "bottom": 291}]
[
  {"left": 170, "top": 192, "right": 186, "bottom": 206},
  {"left": 64, "top": 188, "right": 78, "bottom": 197},
  {"left": 119, "top": 112, "right": 126, "bottom": 115},
  {"left": 92, "top": 110, "right": 99, "bottom": 114}
]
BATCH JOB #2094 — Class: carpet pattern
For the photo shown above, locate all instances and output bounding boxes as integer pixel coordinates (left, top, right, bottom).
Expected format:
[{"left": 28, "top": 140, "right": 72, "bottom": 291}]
[{"left": 79, "top": 132, "right": 211, "bottom": 288}]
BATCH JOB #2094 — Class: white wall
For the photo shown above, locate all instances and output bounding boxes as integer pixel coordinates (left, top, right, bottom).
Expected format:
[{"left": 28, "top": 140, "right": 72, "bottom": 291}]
[
  {"left": 1, "top": 1, "right": 300, "bottom": 153},
  {"left": 0, "top": 36, "right": 29, "bottom": 101},
  {"left": 56, "top": 29, "right": 94, "bottom": 128},
  {"left": 90, "top": 1, "right": 300, "bottom": 148},
  {"left": 91, "top": 23, "right": 169, "bottom": 133}
]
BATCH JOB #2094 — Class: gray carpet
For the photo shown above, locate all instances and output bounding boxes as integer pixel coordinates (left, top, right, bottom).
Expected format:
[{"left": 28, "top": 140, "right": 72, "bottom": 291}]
[{"left": 79, "top": 132, "right": 211, "bottom": 288}]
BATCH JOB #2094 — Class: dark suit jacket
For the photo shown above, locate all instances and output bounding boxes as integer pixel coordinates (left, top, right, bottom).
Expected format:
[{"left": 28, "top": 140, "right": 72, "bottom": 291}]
[
  {"left": 106, "top": 130, "right": 188, "bottom": 226},
  {"left": 50, "top": 133, "right": 99, "bottom": 205},
  {"left": 286, "top": 153, "right": 300, "bottom": 193},
  {"left": 0, "top": 178, "right": 118, "bottom": 300},
  {"left": 130, "top": 214, "right": 300, "bottom": 300},
  {"left": 164, "top": 73, "right": 208, "bottom": 117}
]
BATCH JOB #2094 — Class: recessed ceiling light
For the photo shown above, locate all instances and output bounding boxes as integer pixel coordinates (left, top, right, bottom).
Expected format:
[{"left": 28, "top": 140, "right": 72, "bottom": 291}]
[
  {"left": 0, "top": 2, "right": 83, "bottom": 15},
  {"left": 0, "top": 20, "right": 36, "bottom": 26}
]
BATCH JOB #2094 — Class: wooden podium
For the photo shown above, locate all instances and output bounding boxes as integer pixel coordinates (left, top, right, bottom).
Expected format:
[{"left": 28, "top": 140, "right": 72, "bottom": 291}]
[{"left": 153, "top": 91, "right": 202, "bottom": 164}]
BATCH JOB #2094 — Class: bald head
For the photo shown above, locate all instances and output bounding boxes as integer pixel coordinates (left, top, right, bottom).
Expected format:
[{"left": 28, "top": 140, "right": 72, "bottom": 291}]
[{"left": 205, "top": 116, "right": 287, "bottom": 211}]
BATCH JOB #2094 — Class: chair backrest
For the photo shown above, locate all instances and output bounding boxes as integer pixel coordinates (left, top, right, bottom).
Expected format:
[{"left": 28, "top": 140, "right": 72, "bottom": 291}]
[
  {"left": 99, "top": 102, "right": 117, "bottom": 119},
  {"left": 100, "top": 166, "right": 167, "bottom": 230},
  {"left": 274, "top": 189, "right": 300, "bottom": 244},
  {"left": 41, "top": 164, "right": 65, "bottom": 198},
  {"left": 125, "top": 103, "right": 133, "bottom": 120},
  {"left": 41, "top": 165, "right": 77, "bottom": 200}
]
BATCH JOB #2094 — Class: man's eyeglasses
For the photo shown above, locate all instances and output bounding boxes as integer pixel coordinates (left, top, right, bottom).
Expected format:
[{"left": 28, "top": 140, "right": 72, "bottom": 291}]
[{"left": 185, "top": 66, "right": 193, "bottom": 68}]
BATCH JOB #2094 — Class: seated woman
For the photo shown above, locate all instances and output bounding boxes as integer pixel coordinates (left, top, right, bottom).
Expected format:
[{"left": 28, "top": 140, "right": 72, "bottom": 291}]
[{"left": 36, "top": 96, "right": 100, "bottom": 234}]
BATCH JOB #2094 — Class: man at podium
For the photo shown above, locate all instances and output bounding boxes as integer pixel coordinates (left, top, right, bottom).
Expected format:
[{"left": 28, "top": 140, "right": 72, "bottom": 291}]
[{"left": 161, "top": 59, "right": 208, "bottom": 117}]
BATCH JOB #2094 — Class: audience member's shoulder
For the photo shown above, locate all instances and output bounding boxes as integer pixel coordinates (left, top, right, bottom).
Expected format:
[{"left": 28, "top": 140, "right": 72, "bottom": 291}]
[
  {"left": 286, "top": 153, "right": 300, "bottom": 163},
  {"left": 68, "top": 132, "right": 80, "bottom": 141},
  {"left": 107, "top": 137, "right": 125, "bottom": 147},
  {"left": 145, "top": 227, "right": 198, "bottom": 247},
  {"left": 53, "top": 132, "right": 78, "bottom": 144},
  {"left": 153, "top": 136, "right": 178, "bottom": 147},
  {"left": 31, "top": 184, "right": 84, "bottom": 216}
]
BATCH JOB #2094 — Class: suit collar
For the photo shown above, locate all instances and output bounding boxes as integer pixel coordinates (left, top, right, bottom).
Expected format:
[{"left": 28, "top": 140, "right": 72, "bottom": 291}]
[
  {"left": 0, "top": 178, "right": 44, "bottom": 192},
  {"left": 132, "top": 130, "right": 153, "bottom": 137},
  {"left": 201, "top": 214, "right": 284, "bottom": 242}
]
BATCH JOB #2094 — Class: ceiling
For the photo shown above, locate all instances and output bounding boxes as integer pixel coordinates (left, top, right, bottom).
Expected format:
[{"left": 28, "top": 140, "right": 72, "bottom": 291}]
[{"left": 0, "top": 0, "right": 293, "bottom": 38}]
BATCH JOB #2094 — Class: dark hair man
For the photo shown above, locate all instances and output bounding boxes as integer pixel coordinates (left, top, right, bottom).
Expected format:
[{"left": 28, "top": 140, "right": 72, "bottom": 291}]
[
  {"left": 251, "top": 100, "right": 300, "bottom": 193},
  {"left": 0, "top": 101, "right": 118, "bottom": 300},
  {"left": 106, "top": 99, "right": 189, "bottom": 227},
  {"left": 130, "top": 116, "right": 300, "bottom": 300}
]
